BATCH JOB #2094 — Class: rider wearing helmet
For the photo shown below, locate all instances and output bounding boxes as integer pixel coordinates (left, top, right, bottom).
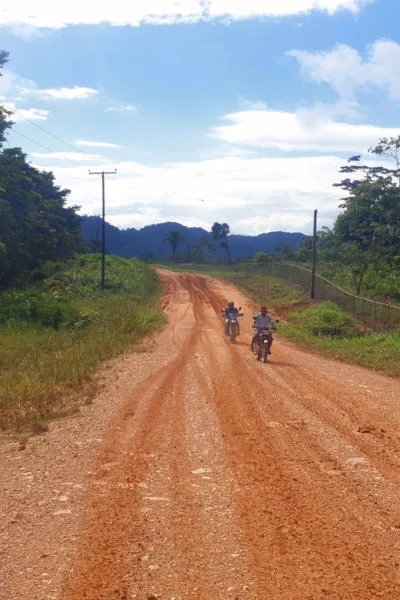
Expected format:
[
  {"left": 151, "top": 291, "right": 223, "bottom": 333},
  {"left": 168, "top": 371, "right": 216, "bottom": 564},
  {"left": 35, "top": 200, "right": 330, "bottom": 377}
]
[
  {"left": 250, "top": 306, "right": 275, "bottom": 353},
  {"left": 222, "top": 300, "right": 240, "bottom": 336}
]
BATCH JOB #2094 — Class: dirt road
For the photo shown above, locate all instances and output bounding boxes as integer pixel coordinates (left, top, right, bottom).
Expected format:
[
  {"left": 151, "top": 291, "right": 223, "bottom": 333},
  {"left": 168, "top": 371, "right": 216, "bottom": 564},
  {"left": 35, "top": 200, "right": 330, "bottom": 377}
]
[{"left": 1, "top": 270, "right": 400, "bottom": 599}]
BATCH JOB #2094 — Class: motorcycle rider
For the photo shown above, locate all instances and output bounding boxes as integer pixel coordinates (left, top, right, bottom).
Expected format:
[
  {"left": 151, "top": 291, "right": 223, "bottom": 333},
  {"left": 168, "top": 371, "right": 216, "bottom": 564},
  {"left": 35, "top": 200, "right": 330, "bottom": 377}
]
[
  {"left": 222, "top": 300, "right": 240, "bottom": 336},
  {"left": 251, "top": 306, "right": 275, "bottom": 353}
]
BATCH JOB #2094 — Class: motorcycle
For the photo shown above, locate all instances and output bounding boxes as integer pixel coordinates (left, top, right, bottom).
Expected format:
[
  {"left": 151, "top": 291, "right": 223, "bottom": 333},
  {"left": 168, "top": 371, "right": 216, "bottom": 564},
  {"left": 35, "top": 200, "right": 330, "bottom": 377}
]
[
  {"left": 221, "top": 307, "right": 244, "bottom": 344},
  {"left": 253, "top": 319, "right": 279, "bottom": 363}
]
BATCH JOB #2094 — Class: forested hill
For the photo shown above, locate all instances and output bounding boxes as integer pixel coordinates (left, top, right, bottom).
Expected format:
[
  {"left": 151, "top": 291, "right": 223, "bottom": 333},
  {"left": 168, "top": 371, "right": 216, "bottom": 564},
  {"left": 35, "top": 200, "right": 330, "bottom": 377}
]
[{"left": 80, "top": 217, "right": 304, "bottom": 260}]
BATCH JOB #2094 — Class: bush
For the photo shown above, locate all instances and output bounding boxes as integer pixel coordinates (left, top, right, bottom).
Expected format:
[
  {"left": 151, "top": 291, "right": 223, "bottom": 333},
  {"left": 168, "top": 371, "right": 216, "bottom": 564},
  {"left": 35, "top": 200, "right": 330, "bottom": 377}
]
[
  {"left": 0, "top": 255, "right": 165, "bottom": 431},
  {"left": 288, "top": 301, "right": 361, "bottom": 338},
  {"left": 0, "top": 288, "right": 80, "bottom": 329},
  {"left": 253, "top": 252, "right": 272, "bottom": 264}
]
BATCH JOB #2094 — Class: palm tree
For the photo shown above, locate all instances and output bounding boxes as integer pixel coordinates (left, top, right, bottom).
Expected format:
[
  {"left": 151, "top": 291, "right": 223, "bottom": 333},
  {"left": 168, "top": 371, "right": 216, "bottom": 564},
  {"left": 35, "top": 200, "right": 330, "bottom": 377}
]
[{"left": 163, "top": 230, "right": 185, "bottom": 259}]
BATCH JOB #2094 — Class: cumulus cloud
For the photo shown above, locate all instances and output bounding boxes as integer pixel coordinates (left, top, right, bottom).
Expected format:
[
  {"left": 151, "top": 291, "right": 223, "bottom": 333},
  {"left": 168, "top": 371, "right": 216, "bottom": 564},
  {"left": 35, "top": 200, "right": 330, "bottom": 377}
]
[
  {"left": 238, "top": 98, "right": 268, "bottom": 111},
  {"left": 75, "top": 139, "right": 121, "bottom": 149},
  {"left": 0, "top": 0, "right": 373, "bottom": 31},
  {"left": 30, "top": 154, "right": 346, "bottom": 234},
  {"left": 212, "top": 107, "right": 400, "bottom": 152},
  {"left": 1, "top": 71, "right": 98, "bottom": 127},
  {"left": 20, "top": 85, "right": 99, "bottom": 100},
  {"left": 1, "top": 100, "right": 49, "bottom": 121},
  {"left": 289, "top": 39, "right": 400, "bottom": 101},
  {"left": 104, "top": 105, "right": 137, "bottom": 113},
  {"left": 32, "top": 151, "right": 106, "bottom": 162},
  {"left": 1, "top": 71, "right": 98, "bottom": 101},
  {"left": 208, "top": 0, "right": 371, "bottom": 18}
]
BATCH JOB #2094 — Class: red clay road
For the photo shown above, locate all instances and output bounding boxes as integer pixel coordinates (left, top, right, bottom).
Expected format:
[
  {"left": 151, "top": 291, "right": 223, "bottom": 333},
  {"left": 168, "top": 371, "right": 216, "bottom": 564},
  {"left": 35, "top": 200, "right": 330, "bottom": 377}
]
[{"left": 2, "top": 270, "right": 400, "bottom": 600}]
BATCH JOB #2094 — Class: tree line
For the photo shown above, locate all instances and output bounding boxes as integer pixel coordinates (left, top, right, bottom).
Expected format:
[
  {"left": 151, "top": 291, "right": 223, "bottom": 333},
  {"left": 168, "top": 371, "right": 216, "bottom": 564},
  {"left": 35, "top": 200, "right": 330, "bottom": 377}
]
[{"left": 0, "top": 51, "right": 83, "bottom": 286}]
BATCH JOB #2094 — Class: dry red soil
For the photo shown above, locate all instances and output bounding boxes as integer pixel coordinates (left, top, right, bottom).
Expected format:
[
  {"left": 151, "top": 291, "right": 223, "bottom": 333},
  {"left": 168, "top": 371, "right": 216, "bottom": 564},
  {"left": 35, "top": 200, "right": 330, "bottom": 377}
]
[{"left": 1, "top": 270, "right": 400, "bottom": 600}]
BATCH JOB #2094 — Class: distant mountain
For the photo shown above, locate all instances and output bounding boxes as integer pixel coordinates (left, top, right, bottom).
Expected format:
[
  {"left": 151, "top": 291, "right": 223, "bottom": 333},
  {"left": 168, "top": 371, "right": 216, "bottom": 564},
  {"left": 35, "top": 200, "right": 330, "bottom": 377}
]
[{"left": 80, "top": 217, "right": 305, "bottom": 260}]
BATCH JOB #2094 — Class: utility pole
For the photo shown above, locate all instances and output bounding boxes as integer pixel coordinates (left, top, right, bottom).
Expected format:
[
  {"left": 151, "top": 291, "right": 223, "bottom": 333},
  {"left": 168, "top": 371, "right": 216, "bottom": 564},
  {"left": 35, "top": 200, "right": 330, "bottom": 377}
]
[
  {"left": 89, "top": 170, "right": 117, "bottom": 290},
  {"left": 311, "top": 209, "right": 318, "bottom": 300}
]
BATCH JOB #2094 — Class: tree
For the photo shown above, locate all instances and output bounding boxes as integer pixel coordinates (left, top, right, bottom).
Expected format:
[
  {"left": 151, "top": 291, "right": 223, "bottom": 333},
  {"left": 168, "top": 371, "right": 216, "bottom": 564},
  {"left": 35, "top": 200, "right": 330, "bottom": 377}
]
[
  {"left": 334, "top": 137, "right": 400, "bottom": 192},
  {"left": 211, "top": 222, "right": 231, "bottom": 262},
  {"left": 0, "top": 148, "right": 82, "bottom": 285},
  {"left": 0, "top": 50, "right": 12, "bottom": 146},
  {"left": 192, "top": 238, "right": 216, "bottom": 263},
  {"left": 275, "top": 244, "right": 295, "bottom": 260},
  {"left": 295, "top": 236, "right": 313, "bottom": 262},
  {"left": 163, "top": 230, "right": 185, "bottom": 259},
  {"left": 252, "top": 252, "right": 272, "bottom": 264},
  {"left": 369, "top": 136, "right": 400, "bottom": 183},
  {"left": 0, "top": 52, "right": 83, "bottom": 286},
  {"left": 331, "top": 140, "right": 400, "bottom": 294}
]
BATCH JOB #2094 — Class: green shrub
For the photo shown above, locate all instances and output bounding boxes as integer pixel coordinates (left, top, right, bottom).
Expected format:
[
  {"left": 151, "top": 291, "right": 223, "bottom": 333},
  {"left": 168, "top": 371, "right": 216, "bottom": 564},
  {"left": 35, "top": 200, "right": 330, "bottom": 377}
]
[
  {"left": 288, "top": 301, "right": 361, "bottom": 338},
  {"left": 0, "top": 288, "right": 80, "bottom": 329},
  {"left": 0, "top": 255, "right": 165, "bottom": 431}
]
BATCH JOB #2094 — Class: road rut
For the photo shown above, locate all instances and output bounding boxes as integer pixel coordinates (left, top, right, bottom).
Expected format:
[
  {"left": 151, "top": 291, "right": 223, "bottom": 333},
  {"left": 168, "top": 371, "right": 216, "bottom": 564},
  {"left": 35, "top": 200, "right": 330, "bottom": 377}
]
[{"left": 1, "top": 270, "right": 399, "bottom": 599}]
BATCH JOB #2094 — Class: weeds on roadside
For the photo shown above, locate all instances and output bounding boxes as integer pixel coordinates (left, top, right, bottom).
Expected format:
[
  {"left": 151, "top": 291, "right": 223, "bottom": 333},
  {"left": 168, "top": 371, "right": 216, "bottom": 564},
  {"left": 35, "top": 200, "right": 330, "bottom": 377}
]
[{"left": 0, "top": 255, "right": 165, "bottom": 432}]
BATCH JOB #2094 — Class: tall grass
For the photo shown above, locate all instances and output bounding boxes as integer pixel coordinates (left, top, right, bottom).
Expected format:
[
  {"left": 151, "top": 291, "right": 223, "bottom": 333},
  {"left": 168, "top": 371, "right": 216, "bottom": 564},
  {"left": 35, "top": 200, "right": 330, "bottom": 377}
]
[{"left": 0, "top": 255, "right": 165, "bottom": 432}]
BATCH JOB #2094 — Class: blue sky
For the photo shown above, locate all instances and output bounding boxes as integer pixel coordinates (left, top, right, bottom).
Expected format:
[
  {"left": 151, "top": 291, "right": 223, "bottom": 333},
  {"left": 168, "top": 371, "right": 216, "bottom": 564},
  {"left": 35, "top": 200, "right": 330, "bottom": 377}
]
[{"left": 1, "top": 0, "right": 400, "bottom": 234}]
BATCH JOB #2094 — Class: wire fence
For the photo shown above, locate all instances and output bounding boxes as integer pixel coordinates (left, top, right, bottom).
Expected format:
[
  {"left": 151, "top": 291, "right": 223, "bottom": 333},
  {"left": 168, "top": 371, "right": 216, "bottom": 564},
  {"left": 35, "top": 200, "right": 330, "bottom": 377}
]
[{"left": 182, "top": 262, "right": 400, "bottom": 332}]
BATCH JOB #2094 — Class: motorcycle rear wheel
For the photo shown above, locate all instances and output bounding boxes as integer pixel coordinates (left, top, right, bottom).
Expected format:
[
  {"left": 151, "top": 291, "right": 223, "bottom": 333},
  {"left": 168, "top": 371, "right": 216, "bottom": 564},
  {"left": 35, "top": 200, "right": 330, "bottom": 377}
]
[
  {"left": 262, "top": 343, "right": 269, "bottom": 363},
  {"left": 256, "top": 341, "right": 268, "bottom": 362}
]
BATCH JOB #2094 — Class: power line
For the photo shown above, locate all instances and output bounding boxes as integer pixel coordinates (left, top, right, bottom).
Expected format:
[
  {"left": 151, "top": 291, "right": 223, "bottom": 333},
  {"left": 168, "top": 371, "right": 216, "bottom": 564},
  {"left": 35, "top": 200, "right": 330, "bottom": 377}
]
[
  {"left": 12, "top": 128, "right": 57, "bottom": 154},
  {"left": 11, "top": 128, "right": 85, "bottom": 166},
  {"left": 0, "top": 103, "right": 93, "bottom": 166},
  {"left": 13, "top": 112, "right": 89, "bottom": 156}
]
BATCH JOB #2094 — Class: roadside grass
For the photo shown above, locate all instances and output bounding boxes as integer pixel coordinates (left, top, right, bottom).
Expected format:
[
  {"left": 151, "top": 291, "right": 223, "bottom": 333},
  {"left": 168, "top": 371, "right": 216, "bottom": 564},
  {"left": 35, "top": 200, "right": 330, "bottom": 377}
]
[
  {"left": 279, "top": 322, "right": 400, "bottom": 376},
  {"left": 236, "top": 273, "right": 400, "bottom": 377},
  {"left": 161, "top": 264, "right": 400, "bottom": 377},
  {"left": 0, "top": 255, "right": 165, "bottom": 433}
]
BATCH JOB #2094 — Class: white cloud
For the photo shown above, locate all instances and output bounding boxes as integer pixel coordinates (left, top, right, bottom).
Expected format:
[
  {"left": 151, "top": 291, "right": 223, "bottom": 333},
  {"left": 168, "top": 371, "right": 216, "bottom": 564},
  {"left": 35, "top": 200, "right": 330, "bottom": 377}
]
[
  {"left": 0, "top": 71, "right": 18, "bottom": 96},
  {"left": 239, "top": 98, "right": 268, "bottom": 111},
  {"left": 104, "top": 105, "right": 137, "bottom": 113},
  {"left": 31, "top": 154, "right": 346, "bottom": 234},
  {"left": 1, "top": 72, "right": 97, "bottom": 127},
  {"left": 208, "top": 0, "right": 371, "bottom": 18},
  {"left": 20, "top": 85, "right": 99, "bottom": 100},
  {"left": 13, "top": 107, "right": 49, "bottom": 121},
  {"left": 31, "top": 151, "right": 106, "bottom": 162},
  {"left": 1, "top": 71, "right": 98, "bottom": 101},
  {"left": 289, "top": 40, "right": 400, "bottom": 101},
  {"left": 76, "top": 139, "right": 121, "bottom": 149},
  {"left": 1, "top": 100, "right": 49, "bottom": 121},
  {"left": 0, "top": 0, "right": 373, "bottom": 30},
  {"left": 0, "top": 70, "right": 38, "bottom": 98},
  {"left": 212, "top": 108, "right": 400, "bottom": 152},
  {"left": 233, "top": 213, "right": 313, "bottom": 236}
]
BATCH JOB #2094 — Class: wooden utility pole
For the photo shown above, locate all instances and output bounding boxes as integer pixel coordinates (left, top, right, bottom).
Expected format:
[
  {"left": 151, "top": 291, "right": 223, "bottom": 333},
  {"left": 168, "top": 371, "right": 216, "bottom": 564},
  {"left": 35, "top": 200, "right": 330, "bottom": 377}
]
[
  {"left": 89, "top": 170, "right": 117, "bottom": 290},
  {"left": 311, "top": 209, "right": 318, "bottom": 300}
]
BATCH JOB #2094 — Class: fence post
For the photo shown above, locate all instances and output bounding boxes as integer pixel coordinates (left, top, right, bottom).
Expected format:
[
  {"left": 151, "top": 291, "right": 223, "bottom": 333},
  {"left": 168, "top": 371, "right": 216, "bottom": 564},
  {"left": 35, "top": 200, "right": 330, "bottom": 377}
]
[{"left": 311, "top": 209, "right": 317, "bottom": 299}]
